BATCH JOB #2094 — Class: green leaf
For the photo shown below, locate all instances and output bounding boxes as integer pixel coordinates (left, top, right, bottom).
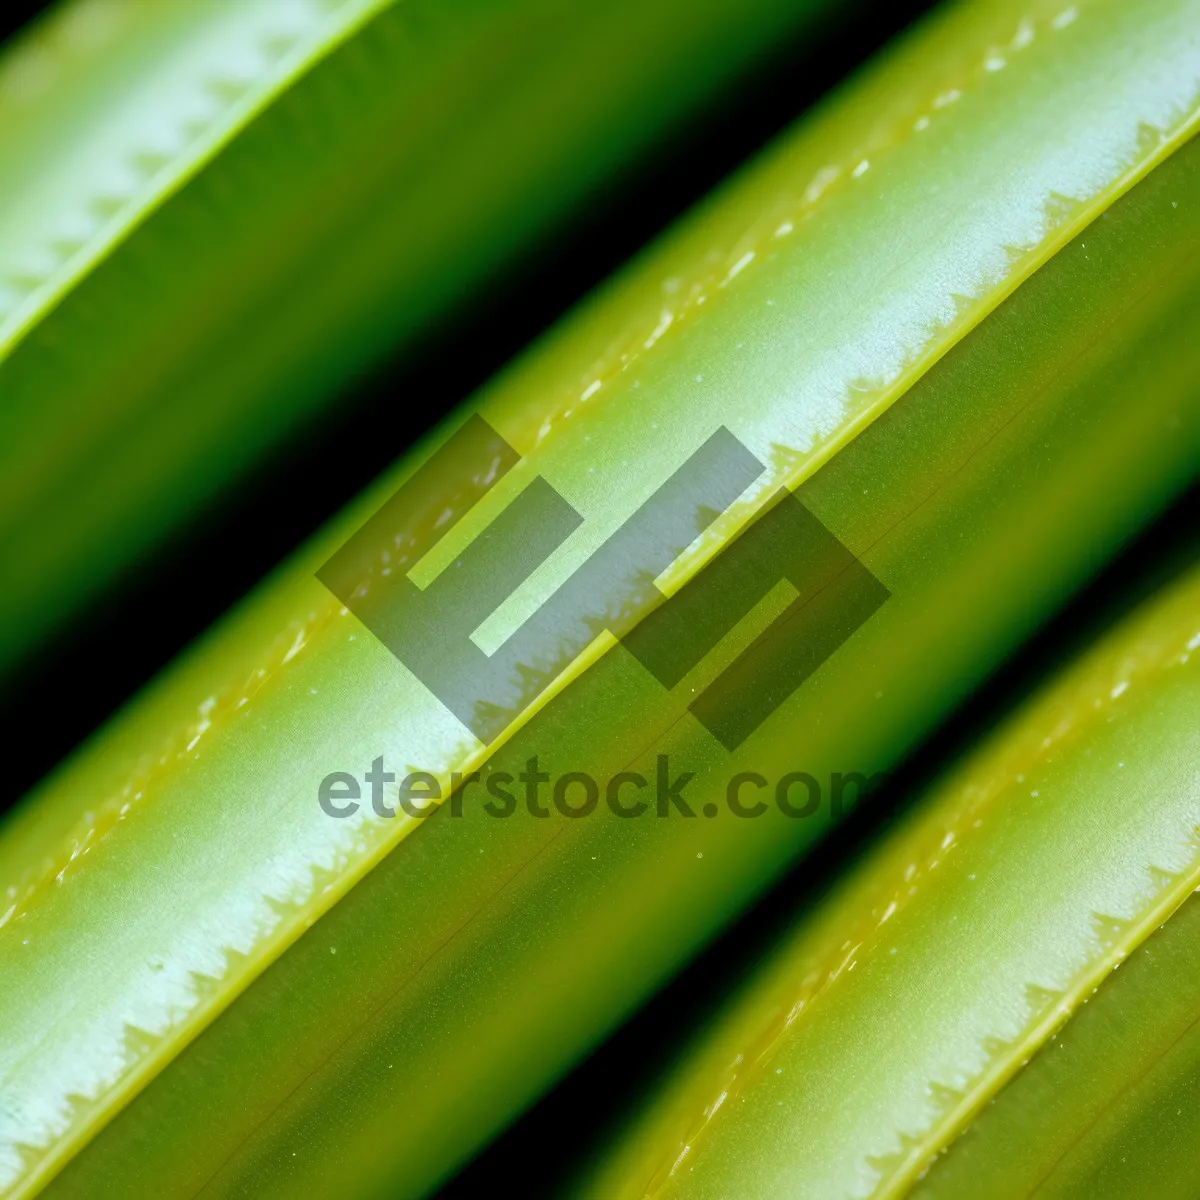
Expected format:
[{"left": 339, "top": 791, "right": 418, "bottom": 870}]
[
  {"left": 2, "top": 1, "right": 1198, "bottom": 1196},
  {"left": 575, "top": 543, "right": 1200, "bottom": 1200},
  {"left": 0, "top": 0, "right": 837, "bottom": 680},
  {"left": 913, "top": 889, "right": 1200, "bottom": 1199}
]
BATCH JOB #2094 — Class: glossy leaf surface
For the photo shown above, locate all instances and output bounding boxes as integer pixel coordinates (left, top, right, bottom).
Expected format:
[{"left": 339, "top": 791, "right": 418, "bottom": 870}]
[
  {"left": 578, "top": 549, "right": 1200, "bottom": 1200},
  {"left": 0, "top": 0, "right": 834, "bottom": 680},
  {"left": 916, "top": 890, "right": 1200, "bottom": 1199},
  {"left": 2, "top": 1, "right": 1199, "bottom": 1196}
]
